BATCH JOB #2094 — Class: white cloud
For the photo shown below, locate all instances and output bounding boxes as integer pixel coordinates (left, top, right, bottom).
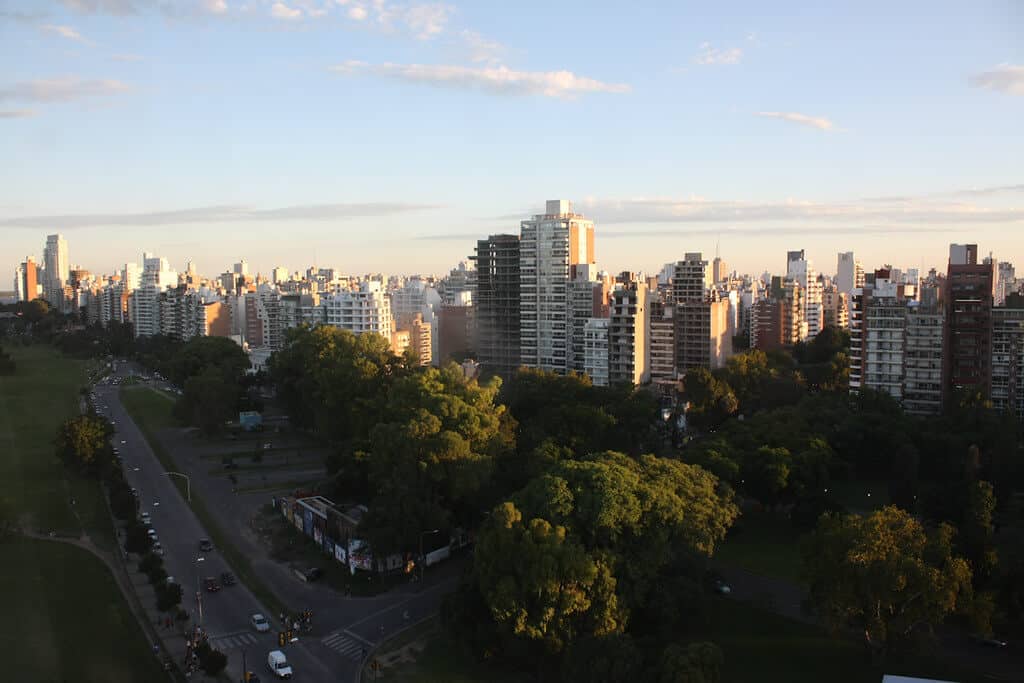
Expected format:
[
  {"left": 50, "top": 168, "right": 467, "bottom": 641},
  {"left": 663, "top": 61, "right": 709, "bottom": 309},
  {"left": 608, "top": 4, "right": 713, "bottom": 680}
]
[
  {"left": 402, "top": 2, "right": 451, "bottom": 39},
  {"left": 270, "top": 1, "right": 302, "bottom": 20},
  {"left": 330, "top": 61, "right": 630, "bottom": 99},
  {"left": 0, "top": 77, "right": 132, "bottom": 103},
  {"left": 202, "top": 0, "right": 228, "bottom": 14},
  {"left": 59, "top": 0, "right": 140, "bottom": 14},
  {"left": 694, "top": 42, "right": 743, "bottom": 65},
  {"left": 0, "top": 202, "right": 443, "bottom": 229},
  {"left": 969, "top": 64, "right": 1024, "bottom": 96},
  {"left": 348, "top": 5, "right": 368, "bottom": 20},
  {"left": 572, "top": 187, "right": 1024, "bottom": 226},
  {"left": 460, "top": 29, "right": 503, "bottom": 64},
  {"left": 0, "top": 109, "right": 37, "bottom": 119},
  {"left": 755, "top": 111, "right": 836, "bottom": 131},
  {"left": 41, "top": 24, "right": 91, "bottom": 44}
]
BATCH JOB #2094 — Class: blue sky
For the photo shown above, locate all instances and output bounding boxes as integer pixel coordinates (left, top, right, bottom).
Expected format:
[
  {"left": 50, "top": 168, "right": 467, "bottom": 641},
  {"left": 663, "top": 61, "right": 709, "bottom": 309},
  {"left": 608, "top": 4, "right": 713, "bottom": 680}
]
[{"left": 2, "top": 0, "right": 1022, "bottom": 280}]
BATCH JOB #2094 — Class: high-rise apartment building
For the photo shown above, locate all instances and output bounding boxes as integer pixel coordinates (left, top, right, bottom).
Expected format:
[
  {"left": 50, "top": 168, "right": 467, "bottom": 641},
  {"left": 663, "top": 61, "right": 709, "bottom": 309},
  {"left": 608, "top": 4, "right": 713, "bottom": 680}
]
[
  {"left": 608, "top": 279, "right": 649, "bottom": 385},
  {"left": 519, "top": 200, "right": 595, "bottom": 374},
  {"left": 472, "top": 234, "right": 520, "bottom": 377},
  {"left": 17, "top": 257, "right": 39, "bottom": 302},
  {"left": 822, "top": 285, "right": 849, "bottom": 329},
  {"left": 567, "top": 264, "right": 608, "bottom": 373},
  {"left": 583, "top": 318, "right": 610, "bottom": 387},
  {"left": 648, "top": 298, "right": 676, "bottom": 380},
  {"left": 943, "top": 243, "right": 995, "bottom": 399},
  {"left": 272, "top": 266, "right": 290, "bottom": 285},
  {"left": 903, "top": 303, "right": 944, "bottom": 415},
  {"left": 324, "top": 280, "right": 393, "bottom": 341},
  {"left": 129, "top": 283, "right": 163, "bottom": 338},
  {"left": 788, "top": 250, "right": 822, "bottom": 338},
  {"left": 991, "top": 300, "right": 1024, "bottom": 419},
  {"left": 851, "top": 279, "right": 907, "bottom": 400},
  {"left": 42, "top": 234, "right": 69, "bottom": 307},
  {"left": 672, "top": 253, "right": 730, "bottom": 371},
  {"left": 395, "top": 312, "right": 432, "bottom": 366},
  {"left": 712, "top": 256, "right": 728, "bottom": 284}
]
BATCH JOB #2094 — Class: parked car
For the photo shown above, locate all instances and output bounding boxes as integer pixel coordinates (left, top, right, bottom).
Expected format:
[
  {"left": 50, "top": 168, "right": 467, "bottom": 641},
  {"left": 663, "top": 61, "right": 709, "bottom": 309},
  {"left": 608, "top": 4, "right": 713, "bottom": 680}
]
[
  {"left": 204, "top": 577, "right": 221, "bottom": 592},
  {"left": 152, "top": 542, "right": 164, "bottom": 556},
  {"left": 713, "top": 580, "right": 732, "bottom": 595},
  {"left": 251, "top": 613, "right": 270, "bottom": 632},
  {"left": 199, "top": 538, "right": 214, "bottom": 552},
  {"left": 267, "top": 650, "right": 292, "bottom": 679},
  {"left": 147, "top": 529, "right": 158, "bottom": 540},
  {"left": 221, "top": 571, "right": 236, "bottom": 586}
]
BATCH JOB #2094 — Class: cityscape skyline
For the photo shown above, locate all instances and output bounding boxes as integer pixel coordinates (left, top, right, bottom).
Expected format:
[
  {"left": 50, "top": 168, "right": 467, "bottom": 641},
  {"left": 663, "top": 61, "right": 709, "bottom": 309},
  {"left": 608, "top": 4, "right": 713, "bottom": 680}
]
[{"left": 3, "top": 1, "right": 1022, "bottom": 276}]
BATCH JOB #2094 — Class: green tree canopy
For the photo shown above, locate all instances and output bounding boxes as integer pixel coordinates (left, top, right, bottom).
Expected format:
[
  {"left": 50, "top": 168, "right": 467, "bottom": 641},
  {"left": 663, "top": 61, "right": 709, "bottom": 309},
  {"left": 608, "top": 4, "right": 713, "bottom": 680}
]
[
  {"left": 55, "top": 414, "right": 110, "bottom": 473},
  {"left": 803, "top": 505, "right": 979, "bottom": 659}
]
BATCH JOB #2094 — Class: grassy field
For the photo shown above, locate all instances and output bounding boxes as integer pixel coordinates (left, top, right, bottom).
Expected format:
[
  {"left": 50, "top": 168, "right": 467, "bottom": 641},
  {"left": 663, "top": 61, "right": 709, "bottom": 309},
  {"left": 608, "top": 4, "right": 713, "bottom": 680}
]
[
  {"left": 709, "top": 598, "right": 988, "bottom": 683},
  {"left": 121, "top": 385, "right": 288, "bottom": 617},
  {"left": 0, "top": 537, "right": 166, "bottom": 682},
  {"left": 716, "top": 509, "right": 805, "bottom": 582},
  {"left": 0, "top": 345, "right": 164, "bottom": 681}
]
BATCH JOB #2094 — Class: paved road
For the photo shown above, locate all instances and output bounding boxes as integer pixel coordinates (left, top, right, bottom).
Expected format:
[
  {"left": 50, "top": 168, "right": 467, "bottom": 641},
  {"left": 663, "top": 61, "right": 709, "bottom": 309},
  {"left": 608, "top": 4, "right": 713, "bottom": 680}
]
[
  {"left": 94, "top": 373, "right": 335, "bottom": 683},
  {"left": 101, "top": 362, "right": 464, "bottom": 682}
]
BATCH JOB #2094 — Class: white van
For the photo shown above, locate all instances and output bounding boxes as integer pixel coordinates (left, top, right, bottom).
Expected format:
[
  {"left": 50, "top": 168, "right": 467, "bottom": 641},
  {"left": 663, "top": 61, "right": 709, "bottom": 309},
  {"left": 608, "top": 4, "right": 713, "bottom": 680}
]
[{"left": 267, "top": 650, "right": 292, "bottom": 679}]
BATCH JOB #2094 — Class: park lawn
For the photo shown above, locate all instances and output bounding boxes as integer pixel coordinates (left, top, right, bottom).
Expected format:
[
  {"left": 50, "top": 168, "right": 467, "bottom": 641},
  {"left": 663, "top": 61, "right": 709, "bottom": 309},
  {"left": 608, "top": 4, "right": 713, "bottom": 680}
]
[
  {"left": 0, "top": 538, "right": 166, "bottom": 683},
  {"left": 715, "top": 509, "right": 805, "bottom": 583},
  {"left": 0, "top": 345, "right": 161, "bottom": 681},
  {"left": 710, "top": 598, "right": 988, "bottom": 683},
  {"left": 0, "top": 345, "right": 113, "bottom": 547}
]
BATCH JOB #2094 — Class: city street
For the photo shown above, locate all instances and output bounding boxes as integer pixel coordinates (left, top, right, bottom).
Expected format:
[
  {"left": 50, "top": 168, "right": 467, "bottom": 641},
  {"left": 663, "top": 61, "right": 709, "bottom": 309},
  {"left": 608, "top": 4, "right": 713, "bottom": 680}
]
[
  {"left": 95, "top": 375, "right": 336, "bottom": 682},
  {"left": 97, "top": 363, "right": 462, "bottom": 682}
]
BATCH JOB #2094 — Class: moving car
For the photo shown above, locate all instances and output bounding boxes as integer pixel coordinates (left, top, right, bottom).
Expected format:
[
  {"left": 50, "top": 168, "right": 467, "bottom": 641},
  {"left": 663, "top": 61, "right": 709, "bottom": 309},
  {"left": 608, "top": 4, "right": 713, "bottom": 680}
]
[
  {"left": 220, "top": 571, "right": 236, "bottom": 586},
  {"left": 204, "top": 577, "right": 221, "bottom": 592},
  {"left": 267, "top": 650, "right": 292, "bottom": 679},
  {"left": 251, "top": 613, "right": 270, "bottom": 633},
  {"left": 199, "top": 538, "right": 213, "bottom": 552},
  {"left": 147, "top": 528, "right": 158, "bottom": 539}
]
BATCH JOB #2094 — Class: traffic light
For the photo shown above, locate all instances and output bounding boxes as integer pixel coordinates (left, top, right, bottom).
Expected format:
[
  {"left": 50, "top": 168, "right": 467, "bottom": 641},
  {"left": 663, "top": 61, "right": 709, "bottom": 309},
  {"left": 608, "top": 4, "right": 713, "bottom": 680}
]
[
  {"left": 278, "top": 632, "right": 286, "bottom": 647},
  {"left": 244, "top": 672, "right": 252, "bottom": 682}
]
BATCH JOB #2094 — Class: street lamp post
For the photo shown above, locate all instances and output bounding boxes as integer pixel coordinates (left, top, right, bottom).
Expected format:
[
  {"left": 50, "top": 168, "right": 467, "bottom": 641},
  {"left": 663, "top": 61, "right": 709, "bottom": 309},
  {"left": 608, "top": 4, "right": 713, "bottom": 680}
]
[
  {"left": 419, "top": 529, "right": 440, "bottom": 583},
  {"left": 194, "top": 555, "right": 205, "bottom": 627},
  {"left": 166, "top": 471, "right": 191, "bottom": 502}
]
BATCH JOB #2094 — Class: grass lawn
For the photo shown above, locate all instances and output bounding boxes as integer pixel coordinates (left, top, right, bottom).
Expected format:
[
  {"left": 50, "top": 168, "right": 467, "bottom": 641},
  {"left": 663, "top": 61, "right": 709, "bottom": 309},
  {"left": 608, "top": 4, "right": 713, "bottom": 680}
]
[
  {"left": 362, "top": 617, "right": 527, "bottom": 683},
  {"left": 0, "top": 537, "right": 166, "bottom": 682},
  {"left": 710, "top": 598, "right": 989, "bottom": 683},
  {"left": 121, "top": 385, "right": 289, "bottom": 618},
  {"left": 716, "top": 509, "right": 805, "bottom": 583},
  {"left": 0, "top": 345, "right": 162, "bottom": 681}
]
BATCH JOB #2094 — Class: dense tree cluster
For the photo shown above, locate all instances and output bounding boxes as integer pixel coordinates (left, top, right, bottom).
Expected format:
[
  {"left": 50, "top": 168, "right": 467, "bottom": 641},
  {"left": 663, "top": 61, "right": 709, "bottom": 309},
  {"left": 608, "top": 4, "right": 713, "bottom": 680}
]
[{"left": 169, "top": 336, "right": 252, "bottom": 435}]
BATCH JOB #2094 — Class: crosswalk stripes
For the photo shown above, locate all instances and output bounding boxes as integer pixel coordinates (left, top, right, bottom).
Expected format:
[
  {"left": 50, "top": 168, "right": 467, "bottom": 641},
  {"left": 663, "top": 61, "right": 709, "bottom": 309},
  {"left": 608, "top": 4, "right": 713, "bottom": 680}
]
[
  {"left": 209, "top": 632, "right": 258, "bottom": 651},
  {"left": 321, "top": 630, "right": 364, "bottom": 661}
]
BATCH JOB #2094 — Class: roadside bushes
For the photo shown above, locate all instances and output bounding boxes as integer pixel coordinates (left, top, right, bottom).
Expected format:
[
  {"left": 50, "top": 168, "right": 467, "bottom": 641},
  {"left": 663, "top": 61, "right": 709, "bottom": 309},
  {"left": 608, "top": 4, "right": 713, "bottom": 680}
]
[
  {"left": 196, "top": 642, "right": 227, "bottom": 675},
  {"left": 125, "top": 522, "right": 152, "bottom": 555}
]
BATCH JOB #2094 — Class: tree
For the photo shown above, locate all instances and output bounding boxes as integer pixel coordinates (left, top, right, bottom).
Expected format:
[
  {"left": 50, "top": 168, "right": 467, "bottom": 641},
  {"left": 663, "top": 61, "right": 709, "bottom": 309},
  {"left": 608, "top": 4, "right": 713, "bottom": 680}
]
[
  {"left": 681, "top": 368, "right": 738, "bottom": 432},
  {"left": 741, "top": 446, "right": 791, "bottom": 506},
  {"left": 269, "top": 325, "right": 404, "bottom": 443},
  {"left": 197, "top": 645, "right": 227, "bottom": 675},
  {"left": 803, "top": 506, "right": 978, "bottom": 659},
  {"left": 358, "top": 363, "right": 510, "bottom": 554},
  {"left": 24, "top": 298, "right": 49, "bottom": 323},
  {"left": 126, "top": 524, "right": 153, "bottom": 555},
  {"left": 474, "top": 502, "right": 622, "bottom": 655},
  {"left": 157, "top": 582, "right": 183, "bottom": 612},
  {"left": 174, "top": 367, "right": 238, "bottom": 435},
  {"left": 167, "top": 335, "right": 250, "bottom": 387},
  {"left": 960, "top": 480, "right": 998, "bottom": 585},
  {"left": 55, "top": 415, "right": 110, "bottom": 473},
  {"left": 561, "top": 634, "right": 643, "bottom": 683},
  {"left": 657, "top": 641, "right": 723, "bottom": 683}
]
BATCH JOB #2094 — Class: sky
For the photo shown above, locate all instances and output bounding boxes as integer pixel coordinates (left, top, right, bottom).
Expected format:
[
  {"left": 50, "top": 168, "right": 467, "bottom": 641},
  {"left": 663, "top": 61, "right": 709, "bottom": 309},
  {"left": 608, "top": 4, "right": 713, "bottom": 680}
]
[{"left": 2, "top": 0, "right": 1022, "bottom": 281}]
